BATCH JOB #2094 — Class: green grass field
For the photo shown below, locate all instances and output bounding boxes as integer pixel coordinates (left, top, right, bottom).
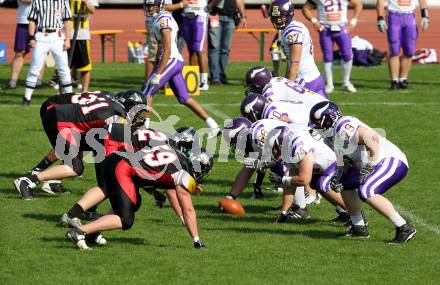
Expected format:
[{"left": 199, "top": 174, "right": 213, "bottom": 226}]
[{"left": 1, "top": 62, "right": 440, "bottom": 284}]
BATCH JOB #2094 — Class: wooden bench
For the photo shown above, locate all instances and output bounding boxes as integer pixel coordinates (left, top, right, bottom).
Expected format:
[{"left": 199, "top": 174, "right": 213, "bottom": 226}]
[
  {"left": 90, "top": 30, "right": 124, "bottom": 63},
  {"left": 134, "top": 28, "right": 276, "bottom": 62},
  {"left": 236, "top": 28, "right": 276, "bottom": 62}
]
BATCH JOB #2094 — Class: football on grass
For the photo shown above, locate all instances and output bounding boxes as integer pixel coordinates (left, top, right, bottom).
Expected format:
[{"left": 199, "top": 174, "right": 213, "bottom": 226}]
[{"left": 218, "top": 199, "right": 245, "bottom": 216}]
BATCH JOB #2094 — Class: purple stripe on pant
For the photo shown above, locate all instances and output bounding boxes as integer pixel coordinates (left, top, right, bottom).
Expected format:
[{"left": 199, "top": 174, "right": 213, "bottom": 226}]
[
  {"left": 304, "top": 75, "right": 327, "bottom": 98},
  {"left": 182, "top": 15, "right": 207, "bottom": 52},
  {"left": 142, "top": 58, "right": 190, "bottom": 104},
  {"left": 313, "top": 162, "right": 360, "bottom": 193},
  {"left": 359, "top": 157, "right": 408, "bottom": 201},
  {"left": 387, "top": 11, "right": 418, "bottom": 57},
  {"left": 319, "top": 25, "right": 352, "bottom": 62}
]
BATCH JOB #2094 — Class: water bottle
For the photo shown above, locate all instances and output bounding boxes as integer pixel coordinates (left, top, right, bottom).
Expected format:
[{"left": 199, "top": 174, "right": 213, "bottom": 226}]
[
  {"left": 271, "top": 42, "right": 280, "bottom": 61},
  {"left": 134, "top": 42, "right": 144, "bottom": 64},
  {"left": 127, "top": 41, "right": 136, "bottom": 63}
]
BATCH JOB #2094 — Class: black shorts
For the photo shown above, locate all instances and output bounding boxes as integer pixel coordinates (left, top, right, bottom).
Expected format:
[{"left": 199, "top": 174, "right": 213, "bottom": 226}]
[
  {"left": 42, "top": 108, "right": 83, "bottom": 170},
  {"left": 69, "top": 40, "right": 92, "bottom": 71},
  {"left": 103, "top": 153, "right": 142, "bottom": 230}
]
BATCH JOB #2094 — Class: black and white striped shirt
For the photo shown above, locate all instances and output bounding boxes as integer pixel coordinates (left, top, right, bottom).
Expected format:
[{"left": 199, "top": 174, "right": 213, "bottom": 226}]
[{"left": 28, "top": 0, "right": 72, "bottom": 29}]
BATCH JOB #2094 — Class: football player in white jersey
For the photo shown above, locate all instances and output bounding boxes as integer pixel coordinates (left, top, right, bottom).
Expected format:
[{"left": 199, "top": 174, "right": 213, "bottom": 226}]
[
  {"left": 302, "top": 0, "right": 363, "bottom": 93},
  {"left": 309, "top": 101, "right": 416, "bottom": 244},
  {"left": 376, "top": 0, "right": 429, "bottom": 90},
  {"left": 263, "top": 126, "right": 349, "bottom": 222},
  {"left": 142, "top": 0, "right": 220, "bottom": 138},
  {"left": 244, "top": 66, "right": 328, "bottom": 103},
  {"left": 269, "top": 0, "right": 326, "bottom": 97}
]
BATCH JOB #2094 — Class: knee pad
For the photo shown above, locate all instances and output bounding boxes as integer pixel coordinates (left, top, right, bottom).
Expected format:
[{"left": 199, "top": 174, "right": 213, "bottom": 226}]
[
  {"left": 120, "top": 212, "right": 135, "bottom": 230},
  {"left": 71, "top": 157, "right": 84, "bottom": 176}
]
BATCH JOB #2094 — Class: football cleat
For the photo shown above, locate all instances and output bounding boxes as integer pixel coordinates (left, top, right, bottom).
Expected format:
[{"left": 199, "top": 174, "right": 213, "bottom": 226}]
[
  {"left": 329, "top": 211, "right": 351, "bottom": 226},
  {"left": 193, "top": 239, "right": 206, "bottom": 249},
  {"left": 343, "top": 82, "right": 357, "bottom": 93},
  {"left": 66, "top": 227, "right": 91, "bottom": 250},
  {"left": 86, "top": 232, "right": 107, "bottom": 246},
  {"left": 250, "top": 183, "right": 264, "bottom": 199},
  {"left": 276, "top": 212, "right": 288, "bottom": 223},
  {"left": 305, "top": 192, "right": 321, "bottom": 205},
  {"left": 13, "top": 177, "right": 36, "bottom": 200},
  {"left": 325, "top": 84, "right": 334, "bottom": 94},
  {"left": 390, "top": 80, "right": 399, "bottom": 90},
  {"left": 199, "top": 82, "right": 209, "bottom": 91},
  {"left": 289, "top": 206, "right": 311, "bottom": 220},
  {"left": 398, "top": 80, "right": 409, "bottom": 89},
  {"left": 343, "top": 224, "right": 370, "bottom": 238},
  {"left": 60, "top": 213, "right": 82, "bottom": 228},
  {"left": 41, "top": 180, "right": 69, "bottom": 195},
  {"left": 388, "top": 224, "right": 416, "bottom": 244},
  {"left": 207, "top": 127, "right": 221, "bottom": 139}
]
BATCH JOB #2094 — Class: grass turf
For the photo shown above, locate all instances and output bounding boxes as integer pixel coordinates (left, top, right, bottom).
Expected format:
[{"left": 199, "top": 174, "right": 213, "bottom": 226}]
[{"left": 1, "top": 62, "right": 440, "bottom": 284}]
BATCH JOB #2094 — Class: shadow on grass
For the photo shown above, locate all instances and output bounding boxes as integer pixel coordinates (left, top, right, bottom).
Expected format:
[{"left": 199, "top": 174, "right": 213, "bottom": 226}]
[
  {"left": 203, "top": 226, "right": 338, "bottom": 240},
  {"left": 23, "top": 213, "right": 61, "bottom": 223}
]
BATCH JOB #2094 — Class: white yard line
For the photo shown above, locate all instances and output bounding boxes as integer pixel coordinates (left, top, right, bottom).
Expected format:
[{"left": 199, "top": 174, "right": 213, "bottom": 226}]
[
  {"left": 201, "top": 104, "right": 231, "bottom": 120},
  {"left": 395, "top": 204, "right": 440, "bottom": 235}
]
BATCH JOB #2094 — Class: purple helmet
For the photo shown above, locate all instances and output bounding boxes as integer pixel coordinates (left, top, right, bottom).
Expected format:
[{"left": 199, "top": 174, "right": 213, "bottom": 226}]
[
  {"left": 144, "top": 0, "right": 164, "bottom": 15},
  {"left": 264, "top": 126, "right": 294, "bottom": 160},
  {"left": 309, "top": 101, "right": 341, "bottom": 130},
  {"left": 240, "top": 93, "right": 269, "bottom": 122},
  {"left": 222, "top": 117, "right": 252, "bottom": 151},
  {"left": 269, "top": 0, "right": 295, "bottom": 30},
  {"left": 245, "top": 66, "right": 272, "bottom": 95}
]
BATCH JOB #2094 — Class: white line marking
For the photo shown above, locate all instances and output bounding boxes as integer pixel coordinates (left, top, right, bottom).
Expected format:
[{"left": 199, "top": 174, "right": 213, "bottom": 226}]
[
  {"left": 201, "top": 104, "right": 231, "bottom": 120},
  {"left": 395, "top": 204, "right": 440, "bottom": 235}
]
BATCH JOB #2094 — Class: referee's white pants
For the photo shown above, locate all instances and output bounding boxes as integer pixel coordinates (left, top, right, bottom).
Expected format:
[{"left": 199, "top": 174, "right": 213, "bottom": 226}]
[{"left": 24, "top": 31, "right": 72, "bottom": 100}]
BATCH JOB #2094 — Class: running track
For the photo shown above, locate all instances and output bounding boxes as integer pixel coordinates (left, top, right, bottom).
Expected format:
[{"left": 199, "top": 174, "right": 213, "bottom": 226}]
[{"left": 0, "top": 7, "right": 439, "bottom": 63}]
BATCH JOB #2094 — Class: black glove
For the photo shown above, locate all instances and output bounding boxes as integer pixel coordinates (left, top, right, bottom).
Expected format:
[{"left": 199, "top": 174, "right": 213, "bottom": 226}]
[
  {"left": 269, "top": 172, "right": 283, "bottom": 185},
  {"left": 276, "top": 212, "right": 288, "bottom": 223},
  {"left": 193, "top": 239, "right": 206, "bottom": 249},
  {"left": 359, "top": 163, "right": 375, "bottom": 184}
]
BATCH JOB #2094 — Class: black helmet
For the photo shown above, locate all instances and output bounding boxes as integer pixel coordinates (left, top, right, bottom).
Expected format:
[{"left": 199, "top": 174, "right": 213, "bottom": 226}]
[
  {"left": 115, "top": 90, "right": 147, "bottom": 125},
  {"left": 188, "top": 147, "right": 214, "bottom": 184},
  {"left": 171, "top": 126, "right": 200, "bottom": 155}
]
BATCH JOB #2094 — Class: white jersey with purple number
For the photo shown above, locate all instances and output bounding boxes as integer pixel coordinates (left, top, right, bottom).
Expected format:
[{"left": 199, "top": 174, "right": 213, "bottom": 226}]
[
  {"left": 331, "top": 116, "right": 408, "bottom": 169},
  {"left": 262, "top": 77, "right": 328, "bottom": 106},
  {"left": 388, "top": 0, "right": 417, "bottom": 13},
  {"left": 183, "top": 0, "right": 208, "bottom": 16},
  {"left": 262, "top": 101, "right": 310, "bottom": 126},
  {"left": 313, "top": 0, "right": 349, "bottom": 26},
  {"left": 281, "top": 21, "right": 321, "bottom": 82},
  {"left": 153, "top": 11, "right": 183, "bottom": 61},
  {"left": 250, "top": 119, "right": 289, "bottom": 151},
  {"left": 284, "top": 130, "right": 336, "bottom": 173}
]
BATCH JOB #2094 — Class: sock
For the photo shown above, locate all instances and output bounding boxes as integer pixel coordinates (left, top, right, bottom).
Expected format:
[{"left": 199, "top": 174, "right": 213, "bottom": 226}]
[
  {"left": 341, "top": 60, "right": 353, "bottom": 85},
  {"left": 254, "top": 171, "right": 265, "bottom": 188},
  {"left": 294, "top": 186, "right": 306, "bottom": 209},
  {"left": 24, "top": 88, "right": 34, "bottom": 101},
  {"left": 350, "top": 214, "right": 365, "bottom": 226},
  {"left": 192, "top": 236, "right": 200, "bottom": 243},
  {"left": 88, "top": 205, "right": 98, "bottom": 213},
  {"left": 399, "top": 77, "right": 407, "bottom": 82},
  {"left": 205, "top": 117, "right": 218, "bottom": 128},
  {"left": 26, "top": 174, "right": 40, "bottom": 184},
  {"left": 67, "top": 203, "right": 85, "bottom": 219},
  {"left": 323, "top": 62, "right": 333, "bottom": 87},
  {"left": 201, "top": 73, "right": 208, "bottom": 84},
  {"left": 33, "top": 157, "right": 54, "bottom": 171},
  {"left": 389, "top": 212, "right": 406, "bottom": 227},
  {"left": 335, "top": 205, "right": 347, "bottom": 214}
]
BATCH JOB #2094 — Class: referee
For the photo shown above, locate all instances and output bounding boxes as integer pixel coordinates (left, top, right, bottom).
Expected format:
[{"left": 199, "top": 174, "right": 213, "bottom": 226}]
[{"left": 23, "top": 0, "right": 73, "bottom": 106}]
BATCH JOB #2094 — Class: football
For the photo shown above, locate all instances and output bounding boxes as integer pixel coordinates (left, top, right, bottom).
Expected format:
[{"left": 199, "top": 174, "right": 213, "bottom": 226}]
[{"left": 218, "top": 199, "right": 245, "bottom": 216}]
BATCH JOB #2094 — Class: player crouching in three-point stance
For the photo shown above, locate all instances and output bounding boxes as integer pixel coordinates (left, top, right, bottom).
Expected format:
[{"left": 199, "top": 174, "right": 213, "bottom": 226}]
[
  {"left": 13, "top": 91, "right": 145, "bottom": 200},
  {"left": 66, "top": 138, "right": 213, "bottom": 250},
  {"left": 309, "top": 101, "right": 416, "bottom": 244},
  {"left": 142, "top": 0, "right": 220, "bottom": 138}
]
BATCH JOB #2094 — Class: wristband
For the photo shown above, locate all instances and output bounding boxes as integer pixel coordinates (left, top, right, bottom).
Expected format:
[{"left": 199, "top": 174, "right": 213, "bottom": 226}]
[
  {"left": 421, "top": 8, "right": 429, "bottom": 18},
  {"left": 377, "top": 16, "right": 384, "bottom": 21},
  {"left": 311, "top": 17, "right": 318, "bottom": 24},
  {"left": 281, "top": 176, "right": 292, "bottom": 187},
  {"left": 28, "top": 35, "right": 35, "bottom": 40},
  {"left": 350, "top": 18, "right": 358, "bottom": 26}
]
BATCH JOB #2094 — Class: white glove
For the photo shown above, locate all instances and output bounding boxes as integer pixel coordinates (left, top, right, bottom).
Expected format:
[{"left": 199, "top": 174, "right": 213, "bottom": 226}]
[
  {"left": 151, "top": 74, "right": 161, "bottom": 87},
  {"left": 244, "top": 157, "right": 275, "bottom": 170},
  {"left": 421, "top": 17, "right": 429, "bottom": 30},
  {"left": 378, "top": 19, "right": 388, "bottom": 33}
]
